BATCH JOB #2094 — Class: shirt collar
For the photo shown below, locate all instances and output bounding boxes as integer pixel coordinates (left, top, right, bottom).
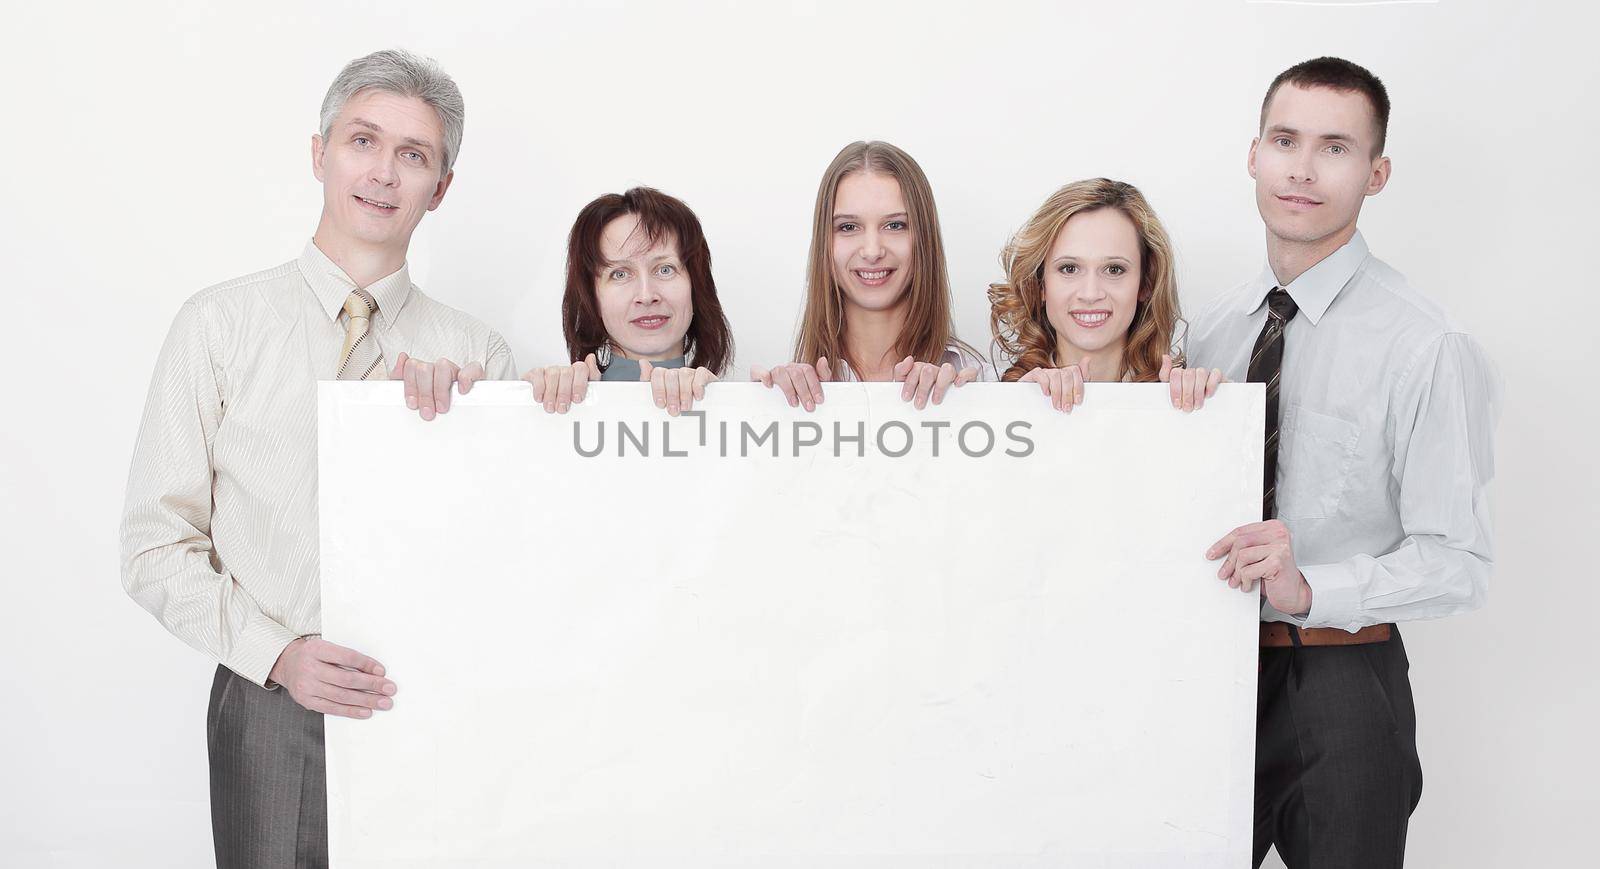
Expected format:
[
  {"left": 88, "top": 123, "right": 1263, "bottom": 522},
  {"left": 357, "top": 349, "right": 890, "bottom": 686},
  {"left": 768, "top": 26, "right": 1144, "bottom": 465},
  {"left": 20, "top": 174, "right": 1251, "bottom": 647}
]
[
  {"left": 297, "top": 239, "right": 413, "bottom": 325},
  {"left": 1240, "top": 231, "right": 1370, "bottom": 326}
]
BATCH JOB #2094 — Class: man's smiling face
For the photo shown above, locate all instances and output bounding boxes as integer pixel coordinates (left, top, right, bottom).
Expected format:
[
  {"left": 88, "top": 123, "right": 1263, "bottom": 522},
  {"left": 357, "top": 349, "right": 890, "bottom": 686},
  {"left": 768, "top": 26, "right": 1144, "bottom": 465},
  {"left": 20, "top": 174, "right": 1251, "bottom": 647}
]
[
  {"left": 312, "top": 89, "right": 452, "bottom": 251},
  {"left": 1250, "top": 83, "right": 1388, "bottom": 249}
]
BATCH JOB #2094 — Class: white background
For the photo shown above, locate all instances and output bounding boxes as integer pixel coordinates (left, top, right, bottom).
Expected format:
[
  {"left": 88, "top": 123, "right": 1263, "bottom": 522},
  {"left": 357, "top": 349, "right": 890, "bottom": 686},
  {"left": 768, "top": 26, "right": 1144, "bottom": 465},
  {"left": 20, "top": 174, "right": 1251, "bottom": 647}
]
[{"left": 0, "top": 0, "right": 1594, "bottom": 866}]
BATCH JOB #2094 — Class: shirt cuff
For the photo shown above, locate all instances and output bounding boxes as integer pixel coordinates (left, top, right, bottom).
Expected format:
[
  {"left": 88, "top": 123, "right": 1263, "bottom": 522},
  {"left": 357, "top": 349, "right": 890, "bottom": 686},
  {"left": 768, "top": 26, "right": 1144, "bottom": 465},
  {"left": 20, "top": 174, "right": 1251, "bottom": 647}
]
[
  {"left": 225, "top": 611, "right": 303, "bottom": 689},
  {"left": 1300, "top": 561, "right": 1362, "bottom": 632}
]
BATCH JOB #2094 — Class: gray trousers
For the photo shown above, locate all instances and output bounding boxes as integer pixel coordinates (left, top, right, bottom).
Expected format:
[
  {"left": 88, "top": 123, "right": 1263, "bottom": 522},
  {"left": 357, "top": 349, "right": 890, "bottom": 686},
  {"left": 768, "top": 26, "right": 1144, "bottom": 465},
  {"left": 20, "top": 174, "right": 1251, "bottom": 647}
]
[
  {"left": 1253, "top": 628, "right": 1423, "bottom": 868},
  {"left": 207, "top": 664, "right": 329, "bottom": 868}
]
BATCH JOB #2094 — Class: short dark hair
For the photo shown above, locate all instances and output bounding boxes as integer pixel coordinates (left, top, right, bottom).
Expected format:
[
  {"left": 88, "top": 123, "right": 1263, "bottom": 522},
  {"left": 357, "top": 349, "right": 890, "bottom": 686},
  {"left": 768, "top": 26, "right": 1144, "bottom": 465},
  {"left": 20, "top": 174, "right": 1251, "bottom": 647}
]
[
  {"left": 1260, "top": 56, "right": 1390, "bottom": 155},
  {"left": 563, "top": 187, "right": 734, "bottom": 375}
]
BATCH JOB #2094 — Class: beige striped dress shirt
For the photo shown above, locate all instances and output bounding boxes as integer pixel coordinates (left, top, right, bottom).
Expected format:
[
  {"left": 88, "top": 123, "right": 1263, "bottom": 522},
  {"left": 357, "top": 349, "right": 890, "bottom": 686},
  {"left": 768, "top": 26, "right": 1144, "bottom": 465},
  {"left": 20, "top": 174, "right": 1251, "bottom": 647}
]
[{"left": 120, "top": 240, "right": 517, "bottom": 687}]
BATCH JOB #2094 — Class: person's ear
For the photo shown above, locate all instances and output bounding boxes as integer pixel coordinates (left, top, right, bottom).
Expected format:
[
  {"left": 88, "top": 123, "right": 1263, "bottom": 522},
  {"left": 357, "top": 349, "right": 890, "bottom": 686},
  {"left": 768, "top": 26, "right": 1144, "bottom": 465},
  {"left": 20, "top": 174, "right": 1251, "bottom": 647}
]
[
  {"left": 427, "top": 169, "right": 454, "bottom": 211},
  {"left": 1366, "top": 155, "right": 1391, "bottom": 197},
  {"left": 311, "top": 134, "right": 326, "bottom": 182},
  {"left": 1247, "top": 136, "right": 1260, "bottom": 180}
]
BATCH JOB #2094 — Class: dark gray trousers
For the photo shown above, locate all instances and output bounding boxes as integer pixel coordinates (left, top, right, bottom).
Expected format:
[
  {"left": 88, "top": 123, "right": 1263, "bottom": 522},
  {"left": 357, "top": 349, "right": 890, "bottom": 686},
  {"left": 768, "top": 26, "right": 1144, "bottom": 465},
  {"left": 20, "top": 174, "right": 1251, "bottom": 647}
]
[
  {"left": 1253, "top": 628, "right": 1424, "bottom": 868},
  {"left": 207, "top": 665, "right": 329, "bottom": 868}
]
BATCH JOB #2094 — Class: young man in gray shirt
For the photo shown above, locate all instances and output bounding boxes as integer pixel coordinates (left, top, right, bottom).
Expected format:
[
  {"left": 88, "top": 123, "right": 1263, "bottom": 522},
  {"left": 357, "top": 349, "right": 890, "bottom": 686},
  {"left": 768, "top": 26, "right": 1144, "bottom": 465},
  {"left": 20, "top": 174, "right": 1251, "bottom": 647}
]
[{"left": 1190, "top": 56, "right": 1500, "bottom": 868}]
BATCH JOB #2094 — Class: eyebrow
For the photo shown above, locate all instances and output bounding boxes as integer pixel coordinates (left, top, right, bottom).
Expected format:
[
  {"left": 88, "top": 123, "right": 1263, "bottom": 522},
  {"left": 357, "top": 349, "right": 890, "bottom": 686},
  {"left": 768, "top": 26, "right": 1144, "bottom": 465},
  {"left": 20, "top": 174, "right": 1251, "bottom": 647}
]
[
  {"left": 602, "top": 253, "right": 679, "bottom": 268},
  {"left": 1052, "top": 254, "right": 1133, "bottom": 264},
  {"left": 1266, "top": 124, "right": 1357, "bottom": 145},
  {"left": 832, "top": 212, "right": 908, "bottom": 221},
  {"left": 345, "top": 118, "right": 437, "bottom": 153}
]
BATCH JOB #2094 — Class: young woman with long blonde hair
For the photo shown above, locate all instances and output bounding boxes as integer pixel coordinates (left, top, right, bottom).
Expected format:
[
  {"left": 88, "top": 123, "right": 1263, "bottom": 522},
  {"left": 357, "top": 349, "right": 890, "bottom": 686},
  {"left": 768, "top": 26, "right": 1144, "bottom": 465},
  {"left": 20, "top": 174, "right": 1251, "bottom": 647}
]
[{"left": 754, "top": 140, "right": 989, "bottom": 410}]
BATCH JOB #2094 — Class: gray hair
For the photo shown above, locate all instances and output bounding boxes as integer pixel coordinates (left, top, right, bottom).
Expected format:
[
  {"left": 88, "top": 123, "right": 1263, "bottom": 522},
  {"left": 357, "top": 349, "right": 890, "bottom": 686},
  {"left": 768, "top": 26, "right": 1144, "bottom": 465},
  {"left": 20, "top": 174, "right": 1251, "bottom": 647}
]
[{"left": 319, "top": 49, "right": 465, "bottom": 176}]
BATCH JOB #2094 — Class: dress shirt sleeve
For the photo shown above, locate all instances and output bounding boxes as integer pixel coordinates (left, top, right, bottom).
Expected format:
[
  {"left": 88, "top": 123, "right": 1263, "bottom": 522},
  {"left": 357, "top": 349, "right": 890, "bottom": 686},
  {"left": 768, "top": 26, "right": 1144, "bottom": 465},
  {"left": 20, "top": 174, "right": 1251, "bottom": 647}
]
[
  {"left": 486, "top": 330, "right": 517, "bottom": 380},
  {"left": 1300, "top": 332, "right": 1502, "bottom": 631},
  {"left": 119, "top": 299, "right": 301, "bottom": 687}
]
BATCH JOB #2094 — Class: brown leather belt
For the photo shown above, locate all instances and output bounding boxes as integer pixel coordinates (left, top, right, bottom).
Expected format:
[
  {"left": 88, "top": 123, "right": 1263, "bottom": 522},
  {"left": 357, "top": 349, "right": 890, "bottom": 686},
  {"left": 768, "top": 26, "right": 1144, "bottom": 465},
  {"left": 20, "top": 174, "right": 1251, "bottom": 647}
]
[{"left": 1260, "top": 622, "right": 1392, "bottom": 648}]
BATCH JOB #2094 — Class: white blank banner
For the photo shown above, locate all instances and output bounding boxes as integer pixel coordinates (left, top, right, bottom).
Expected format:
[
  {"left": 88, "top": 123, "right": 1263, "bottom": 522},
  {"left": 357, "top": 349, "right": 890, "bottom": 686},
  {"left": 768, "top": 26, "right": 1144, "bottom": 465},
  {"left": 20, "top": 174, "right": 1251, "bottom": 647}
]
[{"left": 318, "top": 382, "right": 1263, "bottom": 868}]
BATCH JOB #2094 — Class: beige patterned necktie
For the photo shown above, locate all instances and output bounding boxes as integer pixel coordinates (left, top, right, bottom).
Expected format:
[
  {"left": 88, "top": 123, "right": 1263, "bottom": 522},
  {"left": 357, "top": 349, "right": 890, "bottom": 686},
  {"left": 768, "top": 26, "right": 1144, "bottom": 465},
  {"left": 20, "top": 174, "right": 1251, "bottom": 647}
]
[{"left": 335, "top": 289, "right": 385, "bottom": 381}]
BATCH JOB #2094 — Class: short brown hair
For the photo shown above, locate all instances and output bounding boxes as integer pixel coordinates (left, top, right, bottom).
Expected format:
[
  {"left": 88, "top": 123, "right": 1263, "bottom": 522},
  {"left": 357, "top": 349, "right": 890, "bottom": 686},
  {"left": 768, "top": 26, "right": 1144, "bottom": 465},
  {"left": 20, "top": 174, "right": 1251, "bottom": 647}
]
[
  {"left": 562, "top": 187, "right": 734, "bottom": 375},
  {"left": 1261, "top": 56, "right": 1390, "bottom": 155}
]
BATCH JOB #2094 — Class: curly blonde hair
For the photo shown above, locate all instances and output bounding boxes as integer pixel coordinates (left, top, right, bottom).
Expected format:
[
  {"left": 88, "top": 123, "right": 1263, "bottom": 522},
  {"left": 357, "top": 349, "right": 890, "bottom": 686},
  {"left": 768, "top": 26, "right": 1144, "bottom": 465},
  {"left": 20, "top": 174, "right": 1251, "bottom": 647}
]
[{"left": 988, "top": 178, "right": 1185, "bottom": 383}]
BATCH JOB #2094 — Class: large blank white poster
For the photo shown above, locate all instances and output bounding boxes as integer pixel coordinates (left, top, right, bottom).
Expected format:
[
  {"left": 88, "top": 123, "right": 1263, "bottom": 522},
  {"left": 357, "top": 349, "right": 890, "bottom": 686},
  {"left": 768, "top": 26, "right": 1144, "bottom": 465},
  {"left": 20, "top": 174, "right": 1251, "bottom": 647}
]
[{"left": 319, "top": 382, "right": 1263, "bottom": 868}]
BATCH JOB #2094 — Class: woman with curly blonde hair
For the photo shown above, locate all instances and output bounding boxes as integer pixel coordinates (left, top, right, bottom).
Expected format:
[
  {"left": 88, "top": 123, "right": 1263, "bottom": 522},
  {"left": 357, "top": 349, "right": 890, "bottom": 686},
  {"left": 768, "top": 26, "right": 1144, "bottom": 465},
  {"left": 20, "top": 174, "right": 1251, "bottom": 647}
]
[{"left": 988, "top": 178, "right": 1220, "bottom": 411}]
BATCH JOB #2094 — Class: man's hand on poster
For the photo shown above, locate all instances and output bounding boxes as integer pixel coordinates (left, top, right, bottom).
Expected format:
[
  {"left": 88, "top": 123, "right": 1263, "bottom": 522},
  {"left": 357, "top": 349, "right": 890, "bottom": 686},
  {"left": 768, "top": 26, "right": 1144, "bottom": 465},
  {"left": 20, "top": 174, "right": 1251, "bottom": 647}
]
[
  {"left": 392, "top": 353, "right": 485, "bottom": 421},
  {"left": 1206, "top": 519, "right": 1313, "bottom": 617},
  {"left": 268, "top": 637, "right": 397, "bottom": 719}
]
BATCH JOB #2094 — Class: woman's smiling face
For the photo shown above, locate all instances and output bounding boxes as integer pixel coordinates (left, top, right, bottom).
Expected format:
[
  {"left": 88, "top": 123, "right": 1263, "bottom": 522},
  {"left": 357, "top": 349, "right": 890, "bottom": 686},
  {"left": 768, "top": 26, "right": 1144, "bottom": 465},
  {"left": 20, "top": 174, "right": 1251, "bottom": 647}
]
[
  {"left": 830, "top": 171, "right": 914, "bottom": 313},
  {"left": 595, "top": 214, "right": 695, "bottom": 361},
  {"left": 1041, "top": 207, "right": 1143, "bottom": 365}
]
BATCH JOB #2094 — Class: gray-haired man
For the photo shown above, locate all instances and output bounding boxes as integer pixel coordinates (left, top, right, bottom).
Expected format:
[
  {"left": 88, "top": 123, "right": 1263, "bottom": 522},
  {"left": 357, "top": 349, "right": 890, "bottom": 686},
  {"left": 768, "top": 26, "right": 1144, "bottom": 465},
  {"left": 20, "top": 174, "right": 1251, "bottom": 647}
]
[{"left": 119, "top": 49, "right": 514, "bottom": 866}]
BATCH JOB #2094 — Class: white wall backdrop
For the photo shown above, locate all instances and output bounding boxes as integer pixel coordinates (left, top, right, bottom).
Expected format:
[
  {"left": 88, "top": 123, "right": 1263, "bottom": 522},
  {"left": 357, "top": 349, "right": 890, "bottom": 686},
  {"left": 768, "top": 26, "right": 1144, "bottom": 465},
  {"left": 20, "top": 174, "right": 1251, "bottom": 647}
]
[{"left": 1, "top": 0, "right": 1594, "bottom": 866}]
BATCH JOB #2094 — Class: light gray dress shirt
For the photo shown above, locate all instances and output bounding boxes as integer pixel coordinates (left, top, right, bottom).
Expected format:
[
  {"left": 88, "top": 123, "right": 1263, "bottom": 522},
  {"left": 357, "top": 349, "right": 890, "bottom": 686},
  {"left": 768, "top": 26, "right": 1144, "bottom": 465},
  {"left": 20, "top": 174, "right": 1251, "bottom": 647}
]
[
  {"left": 120, "top": 240, "right": 517, "bottom": 686},
  {"left": 1187, "top": 232, "right": 1501, "bottom": 631}
]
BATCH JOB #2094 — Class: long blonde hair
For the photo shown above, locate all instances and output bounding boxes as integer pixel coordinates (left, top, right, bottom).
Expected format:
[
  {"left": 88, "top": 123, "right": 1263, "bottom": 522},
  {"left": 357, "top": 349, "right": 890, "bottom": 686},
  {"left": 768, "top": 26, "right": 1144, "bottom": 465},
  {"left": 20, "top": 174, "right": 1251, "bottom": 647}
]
[
  {"left": 794, "top": 141, "right": 971, "bottom": 376},
  {"left": 988, "top": 178, "right": 1184, "bottom": 382}
]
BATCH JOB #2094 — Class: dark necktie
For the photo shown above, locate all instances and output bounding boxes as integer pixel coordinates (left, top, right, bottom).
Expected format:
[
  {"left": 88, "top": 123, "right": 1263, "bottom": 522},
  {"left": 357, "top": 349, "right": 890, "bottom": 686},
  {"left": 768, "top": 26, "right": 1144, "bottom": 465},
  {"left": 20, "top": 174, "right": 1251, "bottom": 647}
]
[{"left": 1247, "top": 289, "right": 1300, "bottom": 520}]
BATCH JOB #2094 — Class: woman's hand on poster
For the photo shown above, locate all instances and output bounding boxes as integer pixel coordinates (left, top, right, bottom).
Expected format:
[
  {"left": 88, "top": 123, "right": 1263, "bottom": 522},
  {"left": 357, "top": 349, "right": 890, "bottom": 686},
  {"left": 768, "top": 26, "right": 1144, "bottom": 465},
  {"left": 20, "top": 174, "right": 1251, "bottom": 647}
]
[
  {"left": 895, "top": 356, "right": 978, "bottom": 409},
  {"left": 1160, "top": 354, "right": 1225, "bottom": 412},
  {"left": 752, "top": 357, "right": 831, "bottom": 412},
  {"left": 1019, "top": 357, "right": 1090, "bottom": 412},
  {"left": 642, "top": 361, "right": 717, "bottom": 416},
  {"left": 522, "top": 354, "right": 602, "bottom": 414}
]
